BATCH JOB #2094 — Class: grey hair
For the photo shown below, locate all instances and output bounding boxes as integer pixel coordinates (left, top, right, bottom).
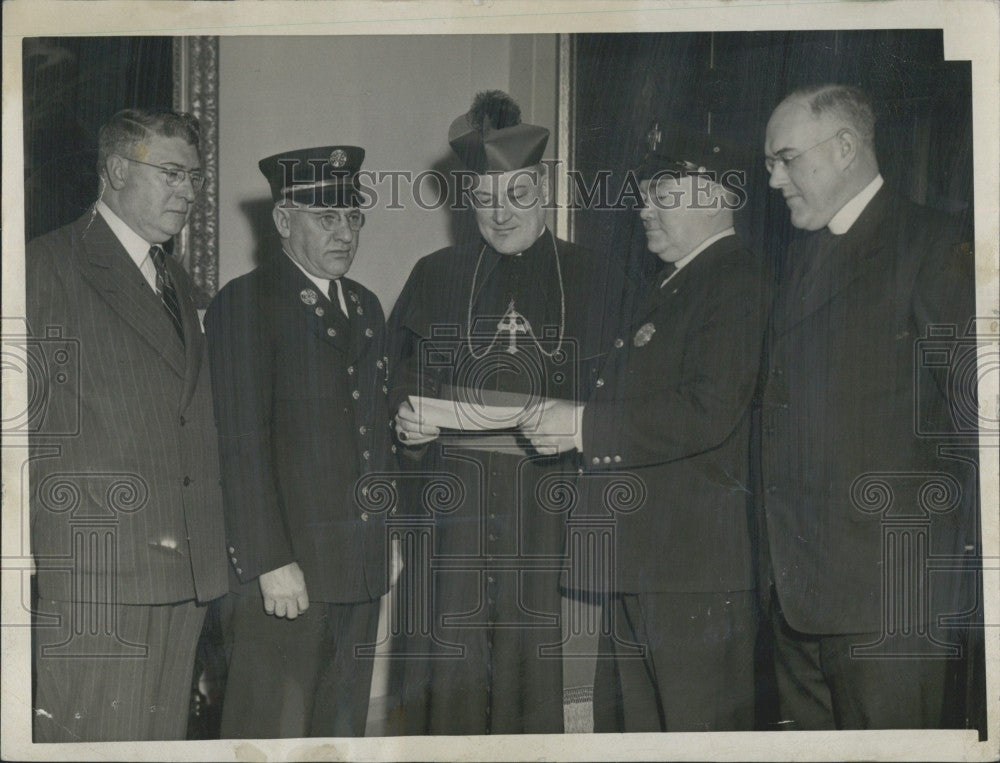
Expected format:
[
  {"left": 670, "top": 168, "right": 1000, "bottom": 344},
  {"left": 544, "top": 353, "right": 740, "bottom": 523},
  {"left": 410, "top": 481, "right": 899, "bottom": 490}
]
[
  {"left": 97, "top": 108, "right": 200, "bottom": 174},
  {"left": 788, "top": 84, "right": 876, "bottom": 142}
]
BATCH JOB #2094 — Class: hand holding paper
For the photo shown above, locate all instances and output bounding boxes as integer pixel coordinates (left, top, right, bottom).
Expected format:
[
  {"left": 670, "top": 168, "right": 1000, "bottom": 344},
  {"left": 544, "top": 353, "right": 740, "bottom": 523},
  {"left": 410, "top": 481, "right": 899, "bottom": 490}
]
[
  {"left": 395, "top": 399, "right": 441, "bottom": 446},
  {"left": 524, "top": 399, "right": 582, "bottom": 455}
]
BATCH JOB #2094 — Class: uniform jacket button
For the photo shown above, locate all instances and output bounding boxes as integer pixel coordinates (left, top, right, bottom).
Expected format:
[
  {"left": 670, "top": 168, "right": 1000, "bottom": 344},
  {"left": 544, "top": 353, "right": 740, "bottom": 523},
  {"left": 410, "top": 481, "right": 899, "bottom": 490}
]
[
  {"left": 592, "top": 457, "right": 601, "bottom": 465},
  {"left": 327, "top": 327, "right": 337, "bottom": 337},
  {"left": 352, "top": 390, "right": 360, "bottom": 400},
  {"left": 614, "top": 338, "right": 624, "bottom": 349},
  {"left": 361, "top": 512, "right": 369, "bottom": 522},
  {"left": 595, "top": 378, "right": 605, "bottom": 388}
]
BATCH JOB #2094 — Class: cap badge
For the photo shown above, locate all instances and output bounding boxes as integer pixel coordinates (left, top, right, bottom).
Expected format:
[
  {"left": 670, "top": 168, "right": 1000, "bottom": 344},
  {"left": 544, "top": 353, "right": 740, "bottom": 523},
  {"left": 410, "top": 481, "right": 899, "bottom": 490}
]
[
  {"left": 329, "top": 149, "right": 348, "bottom": 168},
  {"left": 300, "top": 288, "right": 318, "bottom": 305},
  {"left": 634, "top": 322, "right": 656, "bottom": 347}
]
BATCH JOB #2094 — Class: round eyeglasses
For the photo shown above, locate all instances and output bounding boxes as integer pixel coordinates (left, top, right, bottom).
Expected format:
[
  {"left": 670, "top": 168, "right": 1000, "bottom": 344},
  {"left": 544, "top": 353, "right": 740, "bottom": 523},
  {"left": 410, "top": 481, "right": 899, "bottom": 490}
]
[
  {"left": 764, "top": 131, "right": 844, "bottom": 174},
  {"left": 294, "top": 208, "right": 366, "bottom": 232},
  {"left": 124, "top": 157, "right": 206, "bottom": 191}
]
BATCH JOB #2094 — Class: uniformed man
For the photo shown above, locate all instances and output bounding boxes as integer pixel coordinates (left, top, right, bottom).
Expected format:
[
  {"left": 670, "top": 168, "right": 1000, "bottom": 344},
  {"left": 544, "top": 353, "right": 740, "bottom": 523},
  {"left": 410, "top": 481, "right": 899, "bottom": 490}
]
[
  {"left": 529, "top": 126, "right": 770, "bottom": 731},
  {"left": 388, "top": 91, "right": 627, "bottom": 734},
  {"left": 204, "top": 146, "right": 399, "bottom": 737}
]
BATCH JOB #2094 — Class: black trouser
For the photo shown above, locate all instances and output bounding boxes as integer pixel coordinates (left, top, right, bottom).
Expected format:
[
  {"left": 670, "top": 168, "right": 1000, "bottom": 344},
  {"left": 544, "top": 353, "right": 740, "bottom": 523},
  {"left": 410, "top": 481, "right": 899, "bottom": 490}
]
[
  {"left": 769, "top": 596, "right": 959, "bottom": 729},
  {"left": 593, "top": 590, "right": 756, "bottom": 732},
  {"left": 220, "top": 594, "right": 380, "bottom": 738}
]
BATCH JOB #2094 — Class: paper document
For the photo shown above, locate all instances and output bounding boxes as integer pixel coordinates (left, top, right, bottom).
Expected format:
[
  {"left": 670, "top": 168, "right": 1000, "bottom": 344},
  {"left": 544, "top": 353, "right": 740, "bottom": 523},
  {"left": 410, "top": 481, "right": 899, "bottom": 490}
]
[{"left": 410, "top": 392, "right": 543, "bottom": 432}]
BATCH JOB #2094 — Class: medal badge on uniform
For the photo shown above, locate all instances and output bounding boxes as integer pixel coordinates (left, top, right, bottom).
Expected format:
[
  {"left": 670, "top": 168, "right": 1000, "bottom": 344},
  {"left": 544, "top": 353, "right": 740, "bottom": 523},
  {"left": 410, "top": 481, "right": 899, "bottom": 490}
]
[
  {"left": 300, "top": 288, "right": 318, "bottom": 306},
  {"left": 634, "top": 322, "right": 656, "bottom": 347}
]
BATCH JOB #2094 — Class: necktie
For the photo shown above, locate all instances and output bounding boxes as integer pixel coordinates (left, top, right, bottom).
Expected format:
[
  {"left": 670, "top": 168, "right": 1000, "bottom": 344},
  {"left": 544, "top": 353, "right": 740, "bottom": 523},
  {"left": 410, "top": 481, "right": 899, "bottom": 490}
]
[
  {"left": 149, "top": 245, "right": 185, "bottom": 343},
  {"left": 328, "top": 279, "right": 349, "bottom": 319}
]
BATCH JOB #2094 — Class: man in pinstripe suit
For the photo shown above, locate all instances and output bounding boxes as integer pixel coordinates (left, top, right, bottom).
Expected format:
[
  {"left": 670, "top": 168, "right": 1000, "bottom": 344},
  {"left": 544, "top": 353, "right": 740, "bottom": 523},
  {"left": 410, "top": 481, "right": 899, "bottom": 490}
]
[{"left": 27, "top": 108, "right": 228, "bottom": 742}]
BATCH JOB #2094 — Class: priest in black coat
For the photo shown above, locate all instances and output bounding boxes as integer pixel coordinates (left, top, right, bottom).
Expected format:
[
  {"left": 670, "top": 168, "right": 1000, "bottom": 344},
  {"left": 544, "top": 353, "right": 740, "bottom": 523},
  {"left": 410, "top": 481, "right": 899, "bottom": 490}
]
[
  {"left": 758, "top": 84, "right": 978, "bottom": 729},
  {"left": 204, "top": 146, "right": 398, "bottom": 737},
  {"left": 528, "top": 127, "right": 770, "bottom": 731},
  {"left": 388, "top": 91, "right": 628, "bottom": 734}
]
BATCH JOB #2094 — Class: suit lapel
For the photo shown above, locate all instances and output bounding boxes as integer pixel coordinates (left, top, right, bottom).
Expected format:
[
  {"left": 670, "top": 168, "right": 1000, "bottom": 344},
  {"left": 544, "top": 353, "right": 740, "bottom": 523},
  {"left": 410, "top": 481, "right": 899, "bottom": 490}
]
[
  {"left": 275, "top": 255, "right": 353, "bottom": 354},
  {"left": 779, "top": 189, "right": 891, "bottom": 333},
  {"left": 74, "top": 212, "right": 187, "bottom": 378}
]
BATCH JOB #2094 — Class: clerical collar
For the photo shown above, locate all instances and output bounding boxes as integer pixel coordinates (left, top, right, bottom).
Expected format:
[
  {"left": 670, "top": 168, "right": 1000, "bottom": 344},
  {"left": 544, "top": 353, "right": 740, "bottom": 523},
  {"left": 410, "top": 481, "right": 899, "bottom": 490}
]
[
  {"left": 660, "top": 227, "right": 736, "bottom": 288},
  {"left": 827, "top": 174, "right": 884, "bottom": 234}
]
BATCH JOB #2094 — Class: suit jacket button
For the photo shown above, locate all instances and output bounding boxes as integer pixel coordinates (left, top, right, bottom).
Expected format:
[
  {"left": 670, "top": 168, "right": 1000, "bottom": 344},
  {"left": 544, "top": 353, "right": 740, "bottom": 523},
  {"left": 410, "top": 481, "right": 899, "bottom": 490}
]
[
  {"left": 183, "top": 476, "right": 191, "bottom": 486},
  {"left": 179, "top": 416, "right": 186, "bottom": 426}
]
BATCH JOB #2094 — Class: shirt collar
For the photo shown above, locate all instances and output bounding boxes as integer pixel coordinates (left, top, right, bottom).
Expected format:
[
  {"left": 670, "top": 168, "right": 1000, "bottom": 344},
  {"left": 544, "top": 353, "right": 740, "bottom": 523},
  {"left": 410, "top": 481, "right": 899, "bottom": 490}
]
[
  {"left": 96, "top": 200, "right": 154, "bottom": 269},
  {"left": 827, "top": 174, "right": 884, "bottom": 234},
  {"left": 660, "top": 227, "right": 736, "bottom": 287}
]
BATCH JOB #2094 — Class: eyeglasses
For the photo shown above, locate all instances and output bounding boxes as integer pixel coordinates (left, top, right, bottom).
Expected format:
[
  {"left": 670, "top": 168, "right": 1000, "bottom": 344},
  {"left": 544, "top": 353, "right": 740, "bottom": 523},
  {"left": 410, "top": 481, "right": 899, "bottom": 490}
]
[
  {"left": 764, "top": 130, "right": 844, "bottom": 174},
  {"left": 294, "top": 208, "right": 366, "bottom": 232},
  {"left": 124, "top": 157, "right": 206, "bottom": 191}
]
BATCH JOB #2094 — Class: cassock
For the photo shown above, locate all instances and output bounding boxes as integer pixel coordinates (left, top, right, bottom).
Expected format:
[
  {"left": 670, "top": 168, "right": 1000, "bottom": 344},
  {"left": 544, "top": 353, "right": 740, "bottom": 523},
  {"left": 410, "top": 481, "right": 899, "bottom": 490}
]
[{"left": 387, "top": 229, "right": 627, "bottom": 734}]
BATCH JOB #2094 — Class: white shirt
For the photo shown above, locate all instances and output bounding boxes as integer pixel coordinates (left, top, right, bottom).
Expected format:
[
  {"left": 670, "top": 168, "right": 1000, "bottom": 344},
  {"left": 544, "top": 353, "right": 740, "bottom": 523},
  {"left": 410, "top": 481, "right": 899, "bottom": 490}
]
[
  {"left": 96, "top": 201, "right": 158, "bottom": 292},
  {"left": 660, "top": 227, "right": 736, "bottom": 288},
  {"left": 284, "top": 250, "right": 349, "bottom": 316},
  {"left": 827, "top": 174, "right": 884, "bottom": 234}
]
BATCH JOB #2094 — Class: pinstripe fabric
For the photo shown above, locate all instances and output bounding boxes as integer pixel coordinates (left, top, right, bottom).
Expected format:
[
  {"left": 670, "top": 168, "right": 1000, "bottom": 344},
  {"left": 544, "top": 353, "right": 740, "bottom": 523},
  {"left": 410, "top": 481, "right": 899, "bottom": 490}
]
[
  {"left": 27, "top": 211, "right": 228, "bottom": 741},
  {"left": 33, "top": 597, "right": 206, "bottom": 741},
  {"left": 27, "top": 212, "right": 228, "bottom": 605}
]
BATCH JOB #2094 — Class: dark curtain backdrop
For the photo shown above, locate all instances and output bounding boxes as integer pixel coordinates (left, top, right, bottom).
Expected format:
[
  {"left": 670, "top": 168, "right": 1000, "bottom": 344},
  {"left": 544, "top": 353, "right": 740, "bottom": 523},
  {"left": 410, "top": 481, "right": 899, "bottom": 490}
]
[
  {"left": 571, "top": 30, "right": 974, "bottom": 286},
  {"left": 22, "top": 37, "right": 175, "bottom": 243}
]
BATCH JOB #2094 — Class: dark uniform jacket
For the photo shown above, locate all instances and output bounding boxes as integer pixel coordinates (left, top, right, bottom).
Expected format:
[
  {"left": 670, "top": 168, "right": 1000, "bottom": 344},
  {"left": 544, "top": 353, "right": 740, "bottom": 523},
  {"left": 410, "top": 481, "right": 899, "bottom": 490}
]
[
  {"left": 759, "top": 187, "right": 978, "bottom": 635},
  {"left": 26, "top": 211, "right": 228, "bottom": 605},
  {"left": 582, "top": 234, "right": 770, "bottom": 595},
  {"left": 204, "top": 252, "right": 392, "bottom": 604}
]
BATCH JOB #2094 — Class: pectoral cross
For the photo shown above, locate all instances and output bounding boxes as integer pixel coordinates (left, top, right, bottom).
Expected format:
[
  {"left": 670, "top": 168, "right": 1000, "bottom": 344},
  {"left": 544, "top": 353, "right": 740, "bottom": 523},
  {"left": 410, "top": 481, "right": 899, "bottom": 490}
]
[{"left": 497, "top": 300, "right": 530, "bottom": 354}]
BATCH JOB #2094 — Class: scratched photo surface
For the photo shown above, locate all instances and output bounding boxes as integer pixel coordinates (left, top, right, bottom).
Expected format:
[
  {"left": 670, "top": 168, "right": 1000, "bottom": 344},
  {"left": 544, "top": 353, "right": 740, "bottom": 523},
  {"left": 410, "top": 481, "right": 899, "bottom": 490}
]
[{"left": 2, "top": 2, "right": 997, "bottom": 761}]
